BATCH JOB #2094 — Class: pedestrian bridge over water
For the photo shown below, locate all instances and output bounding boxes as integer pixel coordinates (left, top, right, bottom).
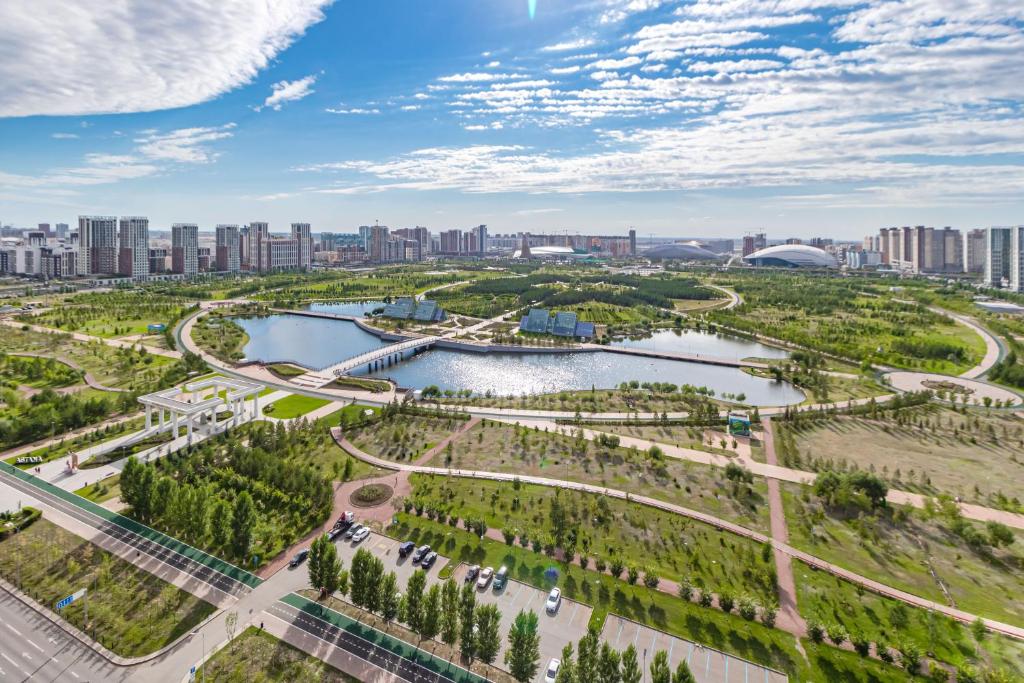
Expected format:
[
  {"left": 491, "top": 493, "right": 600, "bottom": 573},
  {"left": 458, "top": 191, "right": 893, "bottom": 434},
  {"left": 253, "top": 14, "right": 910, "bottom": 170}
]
[{"left": 290, "top": 336, "right": 441, "bottom": 388}]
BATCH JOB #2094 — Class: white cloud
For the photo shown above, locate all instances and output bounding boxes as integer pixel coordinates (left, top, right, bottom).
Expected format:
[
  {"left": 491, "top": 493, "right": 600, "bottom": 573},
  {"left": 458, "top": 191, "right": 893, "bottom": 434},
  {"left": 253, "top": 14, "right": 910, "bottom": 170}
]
[
  {"left": 0, "top": 1, "right": 333, "bottom": 118},
  {"left": 587, "top": 56, "right": 643, "bottom": 70},
  {"left": 325, "top": 107, "right": 380, "bottom": 115},
  {"left": 401, "top": 104, "right": 421, "bottom": 111},
  {"left": 134, "top": 124, "right": 237, "bottom": 163},
  {"left": 51, "top": 132, "right": 78, "bottom": 139},
  {"left": 550, "top": 65, "right": 581, "bottom": 75},
  {"left": 257, "top": 74, "right": 317, "bottom": 111},
  {"left": 540, "top": 38, "right": 595, "bottom": 52},
  {"left": 438, "top": 72, "right": 517, "bottom": 83},
  {"left": 486, "top": 60, "right": 501, "bottom": 67}
]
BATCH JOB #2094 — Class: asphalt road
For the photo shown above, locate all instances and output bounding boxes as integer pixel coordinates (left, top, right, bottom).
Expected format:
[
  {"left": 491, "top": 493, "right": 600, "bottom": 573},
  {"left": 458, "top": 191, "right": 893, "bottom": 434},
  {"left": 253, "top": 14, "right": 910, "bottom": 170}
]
[
  {"left": 0, "top": 585, "right": 128, "bottom": 683},
  {"left": 265, "top": 600, "right": 476, "bottom": 683},
  {"left": 0, "top": 470, "right": 252, "bottom": 599}
]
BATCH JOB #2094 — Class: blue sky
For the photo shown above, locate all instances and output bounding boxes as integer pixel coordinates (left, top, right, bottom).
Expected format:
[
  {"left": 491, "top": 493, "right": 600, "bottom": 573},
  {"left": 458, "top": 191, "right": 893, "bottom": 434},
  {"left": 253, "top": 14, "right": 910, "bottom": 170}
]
[{"left": 1, "top": 0, "right": 1023, "bottom": 238}]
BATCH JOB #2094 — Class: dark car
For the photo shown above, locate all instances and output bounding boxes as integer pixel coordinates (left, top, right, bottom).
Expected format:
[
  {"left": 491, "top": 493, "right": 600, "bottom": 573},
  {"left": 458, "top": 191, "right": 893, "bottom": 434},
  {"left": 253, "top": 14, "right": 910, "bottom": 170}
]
[
  {"left": 493, "top": 565, "right": 509, "bottom": 590},
  {"left": 398, "top": 541, "right": 416, "bottom": 558},
  {"left": 411, "top": 544, "right": 431, "bottom": 564},
  {"left": 465, "top": 565, "right": 480, "bottom": 583},
  {"left": 421, "top": 551, "right": 438, "bottom": 569},
  {"left": 288, "top": 549, "right": 309, "bottom": 568}
]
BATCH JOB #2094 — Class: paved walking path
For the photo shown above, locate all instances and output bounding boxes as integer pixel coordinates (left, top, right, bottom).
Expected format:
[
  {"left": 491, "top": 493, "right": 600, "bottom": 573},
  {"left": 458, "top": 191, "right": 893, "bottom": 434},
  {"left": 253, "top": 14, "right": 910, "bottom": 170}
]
[
  {"left": 761, "top": 418, "right": 805, "bottom": 636},
  {"left": 332, "top": 429, "right": 1024, "bottom": 641},
  {"left": 8, "top": 351, "right": 130, "bottom": 392}
]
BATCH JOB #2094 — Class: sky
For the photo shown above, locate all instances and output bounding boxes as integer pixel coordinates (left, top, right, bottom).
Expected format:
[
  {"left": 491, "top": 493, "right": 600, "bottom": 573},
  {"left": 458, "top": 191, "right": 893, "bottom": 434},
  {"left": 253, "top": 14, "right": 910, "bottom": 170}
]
[{"left": 1, "top": 0, "right": 1023, "bottom": 239}]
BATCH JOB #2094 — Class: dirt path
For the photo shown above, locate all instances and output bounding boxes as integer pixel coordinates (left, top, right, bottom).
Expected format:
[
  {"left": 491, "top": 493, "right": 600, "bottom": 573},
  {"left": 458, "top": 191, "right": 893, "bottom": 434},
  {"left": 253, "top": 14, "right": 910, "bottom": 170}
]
[
  {"left": 414, "top": 416, "right": 480, "bottom": 465},
  {"left": 761, "top": 418, "right": 806, "bottom": 636}
]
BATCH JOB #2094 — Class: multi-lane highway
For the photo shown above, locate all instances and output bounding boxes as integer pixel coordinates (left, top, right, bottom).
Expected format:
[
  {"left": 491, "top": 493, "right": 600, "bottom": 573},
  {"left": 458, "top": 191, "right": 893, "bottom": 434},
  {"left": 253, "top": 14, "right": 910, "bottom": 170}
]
[{"left": 0, "top": 585, "right": 129, "bottom": 683}]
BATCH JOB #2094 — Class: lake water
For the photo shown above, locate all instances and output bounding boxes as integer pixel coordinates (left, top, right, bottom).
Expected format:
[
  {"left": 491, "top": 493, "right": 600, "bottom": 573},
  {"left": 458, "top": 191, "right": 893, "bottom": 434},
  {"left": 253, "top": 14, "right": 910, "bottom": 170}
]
[
  {"left": 234, "top": 314, "right": 804, "bottom": 406},
  {"left": 610, "top": 328, "right": 790, "bottom": 361}
]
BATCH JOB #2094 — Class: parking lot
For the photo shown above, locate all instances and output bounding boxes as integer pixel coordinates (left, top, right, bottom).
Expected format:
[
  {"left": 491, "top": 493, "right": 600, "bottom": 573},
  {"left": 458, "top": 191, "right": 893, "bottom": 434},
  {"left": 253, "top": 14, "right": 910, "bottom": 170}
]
[
  {"left": 452, "top": 563, "right": 592, "bottom": 681},
  {"left": 327, "top": 529, "right": 451, "bottom": 585},
  {"left": 601, "top": 616, "right": 788, "bottom": 683}
]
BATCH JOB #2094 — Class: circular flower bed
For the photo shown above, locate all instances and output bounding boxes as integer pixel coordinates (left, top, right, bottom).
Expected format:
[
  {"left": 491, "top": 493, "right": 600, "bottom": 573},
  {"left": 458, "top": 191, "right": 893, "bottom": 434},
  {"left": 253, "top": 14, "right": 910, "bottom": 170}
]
[{"left": 350, "top": 483, "right": 393, "bottom": 508}]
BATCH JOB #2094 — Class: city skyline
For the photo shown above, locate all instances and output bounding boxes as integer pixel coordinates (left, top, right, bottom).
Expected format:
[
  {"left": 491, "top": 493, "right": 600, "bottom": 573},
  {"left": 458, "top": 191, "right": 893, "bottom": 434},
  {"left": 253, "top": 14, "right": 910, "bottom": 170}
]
[{"left": 1, "top": 1, "right": 1023, "bottom": 236}]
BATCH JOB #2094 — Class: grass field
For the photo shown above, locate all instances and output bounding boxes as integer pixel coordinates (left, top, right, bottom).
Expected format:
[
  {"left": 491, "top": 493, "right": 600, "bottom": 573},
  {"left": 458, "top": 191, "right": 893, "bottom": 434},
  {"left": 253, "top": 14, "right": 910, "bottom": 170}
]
[
  {"left": 440, "top": 387, "right": 724, "bottom": 414},
  {"left": 783, "top": 484, "right": 1024, "bottom": 626},
  {"left": 192, "top": 314, "right": 249, "bottom": 363},
  {"left": 344, "top": 414, "right": 467, "bottom": 461},
  {"left": 75, "top": 475, "right": 122, "bottom": 503},
  {"left": 0, "top": 518, "right": 214, "bottom": 657},
  {"left": 794, "top": 562, "right": 1024, "bottom": 677},
  {"left": 445, "top": 419, "right": 770, "bottom": 532},
  {"left": 199, "top": 626, "right": 358, "bottom": 682},
  {"left": 778, "top": 407, "right": 1024, "bottom": 508},
  {"left": 409, "top": 474, "right": 776, "bottom": 601},
  {"left": 263, "top": 394, "right": 331, "bottom": 419}
]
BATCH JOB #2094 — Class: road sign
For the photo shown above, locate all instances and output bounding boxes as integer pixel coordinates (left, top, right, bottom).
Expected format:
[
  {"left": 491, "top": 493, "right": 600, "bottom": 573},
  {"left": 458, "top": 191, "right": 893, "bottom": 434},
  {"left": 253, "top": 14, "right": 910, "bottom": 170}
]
[{"left": 55, "top": 588, "right": 86, "bottom": 611}]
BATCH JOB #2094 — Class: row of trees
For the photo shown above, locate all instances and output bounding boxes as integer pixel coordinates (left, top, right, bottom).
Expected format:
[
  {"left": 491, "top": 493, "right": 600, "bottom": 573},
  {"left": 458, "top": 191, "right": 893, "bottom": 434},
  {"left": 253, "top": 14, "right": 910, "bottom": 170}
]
[{"left": 553, "top": 624, "right": 697, "bottom": 683}]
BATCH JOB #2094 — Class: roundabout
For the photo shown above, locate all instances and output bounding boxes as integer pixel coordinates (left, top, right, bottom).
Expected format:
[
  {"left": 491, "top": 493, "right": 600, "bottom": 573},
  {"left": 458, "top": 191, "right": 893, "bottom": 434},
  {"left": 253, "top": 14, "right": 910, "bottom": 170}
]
[{"left": 885, "top": 371, "right": 1022, "bottom": 406}]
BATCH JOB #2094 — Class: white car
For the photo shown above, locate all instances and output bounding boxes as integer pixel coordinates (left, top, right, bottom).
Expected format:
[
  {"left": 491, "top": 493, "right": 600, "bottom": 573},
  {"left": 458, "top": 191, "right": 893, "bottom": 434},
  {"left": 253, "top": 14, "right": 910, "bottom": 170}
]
[
  {"left": 352, "top": 527, "right": 370, "bottom": 543},
  {"left": 544, "top": 658, "right": 561, "bottom": 683},
  {"left": 476, "top": 566, "right": 494, "bottom": 590},
  {"left": 545, "top": 587, "right": 561, "bottom": 613}
]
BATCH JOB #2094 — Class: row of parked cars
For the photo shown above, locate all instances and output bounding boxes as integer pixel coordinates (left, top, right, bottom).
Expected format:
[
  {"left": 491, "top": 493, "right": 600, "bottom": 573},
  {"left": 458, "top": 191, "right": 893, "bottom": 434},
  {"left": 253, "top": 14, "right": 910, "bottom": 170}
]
[
  {"left": 398, "top": 541, "right": 438, "bottom": 569},
  {"left": 289, "top": 511, "right": 368, "bottom": 568}
]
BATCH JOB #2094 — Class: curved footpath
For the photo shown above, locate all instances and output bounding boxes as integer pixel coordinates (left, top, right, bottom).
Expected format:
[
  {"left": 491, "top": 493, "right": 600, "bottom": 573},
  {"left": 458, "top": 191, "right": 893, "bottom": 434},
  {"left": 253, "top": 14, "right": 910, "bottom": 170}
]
[
  {"left": 9, "top": 351, "right": 129, "bottom": 393},
  {"left": 332, "top": 428, "right": 1024, "bottom": 642}
]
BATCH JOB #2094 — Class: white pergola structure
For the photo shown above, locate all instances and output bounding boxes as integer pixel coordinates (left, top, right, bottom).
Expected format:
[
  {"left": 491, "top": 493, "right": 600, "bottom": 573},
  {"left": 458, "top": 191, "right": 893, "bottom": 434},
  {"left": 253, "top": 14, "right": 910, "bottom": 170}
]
[{"left": 139, "top": 377, "right": 264, "bottom": 445}]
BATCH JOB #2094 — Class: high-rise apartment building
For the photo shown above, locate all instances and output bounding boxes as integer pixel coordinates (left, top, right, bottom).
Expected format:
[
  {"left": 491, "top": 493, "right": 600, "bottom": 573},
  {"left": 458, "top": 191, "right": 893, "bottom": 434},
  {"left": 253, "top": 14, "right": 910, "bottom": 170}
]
[
  {"left": 291, "top": 222, "right": 312, "bottom": 269},
  {"left": 473, "top": 225, "right": 488, "bottom": 255},
  {"left": 171, "top": 223, "right": 199, "bottom": 277},
  {"left": 964, "top": 229, "right": 986, "bottom": 274},
  {"left": 263, "top": 238, "right": 299, "bottom": 270},
  {"left": 55, "top": 223, "right": 69, "bottom": 239},
  {"left": 117, "top": 216, "right": 149, "bottom": 279},
  {"left": 215, "top": 224, "right": 241, "bottom": 272},
  {"left": 368, "top": 225, "right": 389, "bottom": 262},
  {"left": 248, "top": 221, "right": 269, "bottom": 271},
  {"left": 77, "top": 215, "right": 118, "bottom": 276}
]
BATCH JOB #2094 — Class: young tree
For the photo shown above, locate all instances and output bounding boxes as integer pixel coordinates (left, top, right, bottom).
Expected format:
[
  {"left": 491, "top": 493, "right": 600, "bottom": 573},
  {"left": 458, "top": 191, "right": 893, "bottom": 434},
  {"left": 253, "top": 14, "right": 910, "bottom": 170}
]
[
  {"left": 475, "top": 603, "right": 502, "bottom": 665},
  {"left": 308, "top": 534, "right": 328, "bottom": 592},
  {"left": 405, "top": 569, "right": 427, "bottom": 632},
  {"left": 620, "top": 644, "right": 641, "bottom": 683},
  {"left": 364, "top": 554, "right": 384, "bottom": 613},
  {"left": 440, "top": 579, "right": 460, "bottom": 648},
  {"left": 556, "top": 643, "right": 577, "bottom": 683},
  {"left": 459, "top": 582, "right": 477, "bottom": 661},
  {"left": 421, "top": 584, "right": 442, "bottom": 643},
  {"left": 378, "top": 572, "right": 400, "bottom": 626},
  {"left": 672, "top": 659, "right": 696, "bottom": 683},
  {"left": 576, "top": 625, "right": 600, "bottom": 682},
  {"left": 230, "top": 491, "right": 256, "bottom": 561},
  {"left": 504, "top": 609, "right": 539, "bottom": 681},
  {"left": 598, "top": 642, "right": 621, "bottom": 683},
  {"left": 649, "top": 650, "right": 671, "bottom": 683},
  {"left": 210, "top": 498, "right": 232, "bottom": 548}
]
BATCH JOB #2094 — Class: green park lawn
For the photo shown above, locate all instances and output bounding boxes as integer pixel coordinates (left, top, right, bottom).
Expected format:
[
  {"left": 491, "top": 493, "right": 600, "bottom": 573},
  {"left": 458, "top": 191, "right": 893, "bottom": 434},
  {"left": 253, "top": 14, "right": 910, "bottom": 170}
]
[
  {"left": 777, "top": 408, "right": 1024, "bottom": 509},
  {"left": 199, "top": 627, "right": 358, "bottom": 682},
  {"left": 0, "top": 518, "right": 214, "bottom": 657},
  {"left": 344, "top": 413, "right": 467, "bottom": 462},
  {"left": 794, "top": 562, "right": 1024, "bottom": 678},
  {"left": 262, "top": 394, "right": 331, "bottom": 419},
  {"left": 783, "top": 485, "right": 1024, "bottom": 627},
  {"left": 75, "top": 475, "right": 122, "bottom": 503},
  {"left": 408, "top": 474, "right": 776, "bottom": 602},
  {"left": 4, "top": 416, "right": 145, "bottom": 467},
  {"left": 442, "top": 419, "right": 771, "bottom": 532},
  {"left": 192, "top": 314, "right": 249, "bottom": 363}
]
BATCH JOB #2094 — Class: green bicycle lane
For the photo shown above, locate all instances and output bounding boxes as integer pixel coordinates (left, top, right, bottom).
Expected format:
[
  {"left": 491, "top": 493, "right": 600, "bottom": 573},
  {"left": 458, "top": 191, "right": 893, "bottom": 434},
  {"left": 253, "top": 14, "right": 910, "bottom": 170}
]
[{"left": 279, "top": 593, "right": 489, "bottom": 683}]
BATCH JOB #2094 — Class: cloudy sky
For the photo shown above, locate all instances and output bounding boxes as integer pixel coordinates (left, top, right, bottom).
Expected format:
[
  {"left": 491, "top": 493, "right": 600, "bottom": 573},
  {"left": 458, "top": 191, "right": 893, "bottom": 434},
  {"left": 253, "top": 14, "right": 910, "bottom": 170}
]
[{"left": 1, "top": 0, "right": 1022, "bottom": 238}]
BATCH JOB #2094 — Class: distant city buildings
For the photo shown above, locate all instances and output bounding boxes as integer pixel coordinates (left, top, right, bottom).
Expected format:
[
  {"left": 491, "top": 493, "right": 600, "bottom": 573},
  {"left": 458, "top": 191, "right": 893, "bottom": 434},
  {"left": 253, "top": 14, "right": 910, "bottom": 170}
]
[
  {"left": 78, "top": 215, "right": 118, "bottom": 276},
  {"left": 986, "top": 226, "right": 1024, "bottom": 292},
  {"left": 118, "top": 216, "right": 149, "bottom": 280},
  {"left": 171, "top": 223, "right": 199, "bottom": 277},
  {"left": 215, "top": 224, "right": 241, "bottom": 272}
]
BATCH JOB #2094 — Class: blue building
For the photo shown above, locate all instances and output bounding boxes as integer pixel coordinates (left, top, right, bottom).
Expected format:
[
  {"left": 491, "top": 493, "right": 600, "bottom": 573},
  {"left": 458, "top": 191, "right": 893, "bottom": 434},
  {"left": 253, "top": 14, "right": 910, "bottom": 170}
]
[
  {"left": 382, "top": 297, "right": 446, "bottom": 322},
  {"left": 518, "top": 308, "right": 595, "bottom": 339}
]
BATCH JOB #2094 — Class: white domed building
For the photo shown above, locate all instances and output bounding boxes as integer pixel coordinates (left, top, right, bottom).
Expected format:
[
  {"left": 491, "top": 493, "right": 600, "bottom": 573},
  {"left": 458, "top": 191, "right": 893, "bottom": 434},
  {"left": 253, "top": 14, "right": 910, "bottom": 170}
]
[{"left": 743, "top": 244, "right": 838, "bottom": 268}]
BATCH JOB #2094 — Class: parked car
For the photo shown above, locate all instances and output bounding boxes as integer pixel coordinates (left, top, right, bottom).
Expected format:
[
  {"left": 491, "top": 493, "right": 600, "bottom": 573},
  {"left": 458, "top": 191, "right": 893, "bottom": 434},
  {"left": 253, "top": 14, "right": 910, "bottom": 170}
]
[
  {"left": 421, "top": 551, "right": 438, "bottom": 569},
  {"left": 398, "top": 541, "right": 416, "bottom": 558},
  {"left": 352, "top": 527, "right": 370, "bottom": 543},
  {"left": 411, "top": 545, "right": 431, "bottom": 564},
  {"left": 544, "top": 658, "right": 561, "bottom": 683},
  {"left": 288, "top": 549, "right": 309, "bottom": 568},
  {"left": 493, "top": 565, "right": 509, "bottom": 590},
  {"left": 476, "top": 566, "right": 494, "bottom": 590},
  {"left": 464, "top": 565, "right": 480, "bottom": 583},
  {"left": 345, "top": 524, "right": 363, "bottom": 539},
  {"left": 545, "top": 587, "right": 561, "bottom": 613}
]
